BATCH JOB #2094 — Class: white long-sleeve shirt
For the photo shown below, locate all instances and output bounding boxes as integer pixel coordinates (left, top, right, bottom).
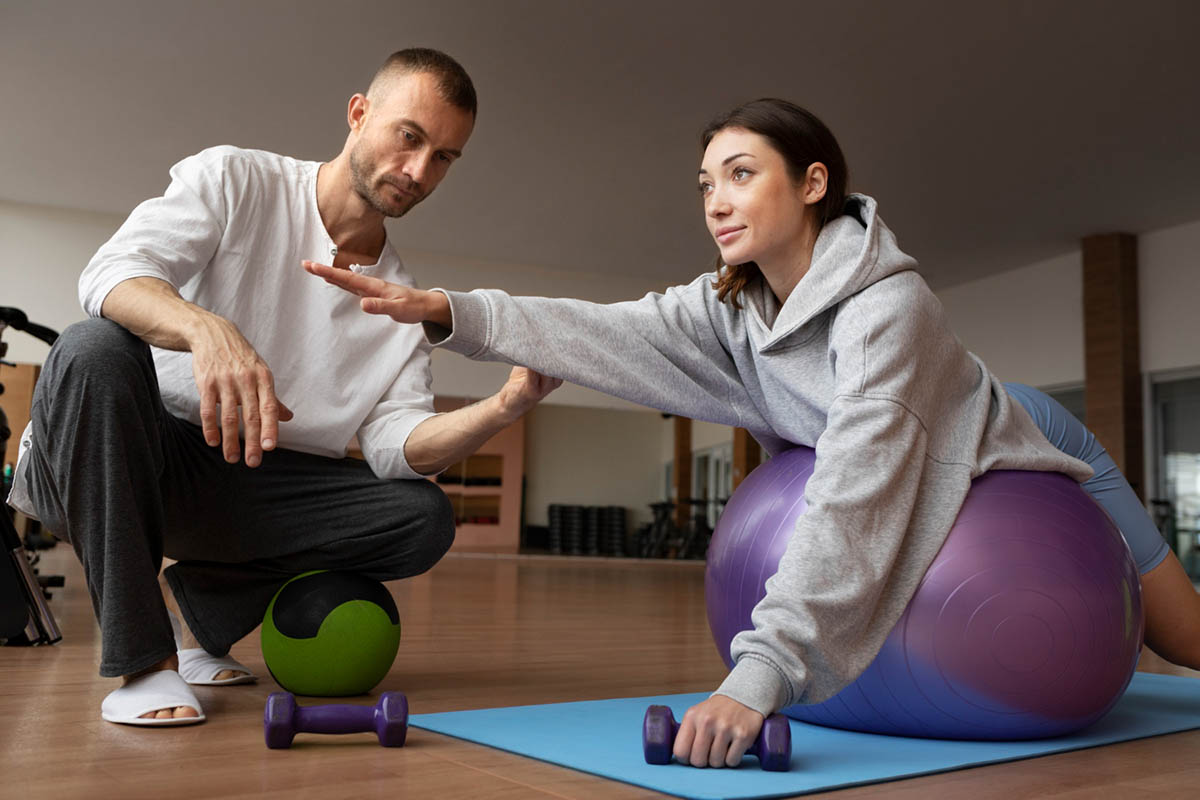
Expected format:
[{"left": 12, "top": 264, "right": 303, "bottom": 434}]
[{"left": 10, "top": 146, "right": 437, "bottom": 519}]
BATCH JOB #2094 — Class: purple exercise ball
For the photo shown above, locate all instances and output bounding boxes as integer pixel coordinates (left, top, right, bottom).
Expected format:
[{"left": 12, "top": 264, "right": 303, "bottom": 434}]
[{"left": 705, "top": 447, "right": 1144, "bottom": 740}]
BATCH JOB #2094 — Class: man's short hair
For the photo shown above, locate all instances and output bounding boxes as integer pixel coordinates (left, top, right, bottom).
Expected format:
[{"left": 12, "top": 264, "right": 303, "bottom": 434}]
[{"left": 368, "top": 48, "right": 478, "bottom": 117}]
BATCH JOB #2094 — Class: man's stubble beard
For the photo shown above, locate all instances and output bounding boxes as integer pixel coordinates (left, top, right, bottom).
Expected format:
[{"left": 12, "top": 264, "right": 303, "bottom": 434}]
[{"left": 349, "top": 143, "right": 424, "bottom": 219}]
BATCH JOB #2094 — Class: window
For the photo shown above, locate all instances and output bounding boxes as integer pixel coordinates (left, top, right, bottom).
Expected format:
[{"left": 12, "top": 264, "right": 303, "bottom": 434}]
[{"left": 1152, "top": 375, "right": 1200, "bottom": 580}]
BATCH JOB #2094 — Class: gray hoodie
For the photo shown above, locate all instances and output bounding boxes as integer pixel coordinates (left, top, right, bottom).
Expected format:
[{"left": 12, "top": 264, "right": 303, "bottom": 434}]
[{"left": 424, "top": 194, "right": 1092, "bottom": 715}]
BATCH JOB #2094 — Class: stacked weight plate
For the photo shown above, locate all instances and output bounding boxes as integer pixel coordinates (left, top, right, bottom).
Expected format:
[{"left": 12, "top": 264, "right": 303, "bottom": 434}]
[{"left": 601, "top": 506, "right": 626, "bottom": 557}]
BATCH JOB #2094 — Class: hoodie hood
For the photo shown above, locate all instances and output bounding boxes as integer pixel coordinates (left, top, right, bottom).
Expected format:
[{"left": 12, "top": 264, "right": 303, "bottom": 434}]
[{"left": 745, "top": 193, "right": 919, "bottom": 352}]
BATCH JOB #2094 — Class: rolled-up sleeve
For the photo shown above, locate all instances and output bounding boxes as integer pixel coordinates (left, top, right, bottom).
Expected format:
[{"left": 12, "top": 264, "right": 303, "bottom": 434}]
[
  {"left": 79, "top": 148, "right": 231, "bottom": 317},
  {"left": 355, "top": 334, "right": 440, "bottom": 480}
]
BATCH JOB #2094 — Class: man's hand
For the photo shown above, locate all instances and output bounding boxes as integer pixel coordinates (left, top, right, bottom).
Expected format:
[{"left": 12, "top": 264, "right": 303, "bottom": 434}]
[
  {"left": 495, "top": 367, "right": 563, "bottom": 423},
  {"left": 673, "top": 694, "right": 765, "bottom": 768},
  {"left": 100, "top": 276, "right": 292, "bottom": 468},
  {"left": 186, "top": 313, "right": 293, "bottom": 467},
  {"left": 303, "top": 260, "right": 452, "bottom": 327}
]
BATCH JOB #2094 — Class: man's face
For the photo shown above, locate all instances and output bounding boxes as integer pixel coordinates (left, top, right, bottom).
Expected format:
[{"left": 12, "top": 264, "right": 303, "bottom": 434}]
[{"left": 349, "top": 71, "right": 475, "bottom": 218}]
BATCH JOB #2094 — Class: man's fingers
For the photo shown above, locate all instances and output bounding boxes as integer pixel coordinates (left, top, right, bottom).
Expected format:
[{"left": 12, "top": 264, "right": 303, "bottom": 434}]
[
  {"left": 257, "top": 368, "right": 281, "bottom": 453},
  {"left": 237, "top": 367, "right": 263, "bottom": 467},
  {"left": 198, "top": 384, "right": 221, "bottom": 447},
  {"left": 217, "top": 379, "right": 242, "bottom": 463}
]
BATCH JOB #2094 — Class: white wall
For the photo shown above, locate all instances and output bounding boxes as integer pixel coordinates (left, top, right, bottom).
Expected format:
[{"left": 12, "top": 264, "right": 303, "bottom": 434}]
[
  {"left": 935, "top": 216, "right": 1200, "bottom": 389},
  {"left": 524, "top": 404, "right": 665, "bottom": 527},
  {"left": 1140, "top": 217, "right": 1200, "bottom": 375},
  {"left": 935, "top": 250, "right": 1084, "bottom": 388},
  {"left": 0, "top": 200, "right": 117, "bottom": 362}
]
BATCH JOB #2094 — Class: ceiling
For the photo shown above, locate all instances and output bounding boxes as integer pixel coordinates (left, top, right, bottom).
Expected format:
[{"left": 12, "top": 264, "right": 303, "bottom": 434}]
[{"left": 3, "top": 0, "right": 1198, "bottom": 289}]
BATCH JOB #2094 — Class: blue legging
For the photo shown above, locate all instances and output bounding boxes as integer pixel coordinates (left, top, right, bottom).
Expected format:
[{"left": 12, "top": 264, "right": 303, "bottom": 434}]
[{"left": 1004, "top": 382, "right": 1169, "bottom": 575}]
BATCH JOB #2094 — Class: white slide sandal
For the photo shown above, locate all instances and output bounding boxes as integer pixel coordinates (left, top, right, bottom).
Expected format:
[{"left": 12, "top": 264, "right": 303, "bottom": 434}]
[
  {"left": 169, "top": 609, "right": 257, "bottom": 685},
  {"left": 100, "top": 670, "right": 206, "bottom": 726},
  {"left": 177, "top": 648, "right": 258, "bottom": 686}
]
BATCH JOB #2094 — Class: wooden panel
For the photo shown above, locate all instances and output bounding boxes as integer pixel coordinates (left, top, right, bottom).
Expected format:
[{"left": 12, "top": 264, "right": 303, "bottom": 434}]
[
  {"left": 1082, "top": 233, "right": 1143, "bottom": 498},
  {"left": 434, "top": 395, "right": 525, "bottom": 555},
  {"left": 0, "top": 361, "right": 40, "bottom": 468},
  {"left": 732, "top": 427, "right": 761, "bottom": 489}
]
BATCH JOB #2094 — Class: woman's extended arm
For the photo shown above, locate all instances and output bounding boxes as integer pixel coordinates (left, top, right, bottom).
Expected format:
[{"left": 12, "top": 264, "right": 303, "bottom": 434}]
[{"left": 305, "top": 260, "right": 752, "bottom": 427}]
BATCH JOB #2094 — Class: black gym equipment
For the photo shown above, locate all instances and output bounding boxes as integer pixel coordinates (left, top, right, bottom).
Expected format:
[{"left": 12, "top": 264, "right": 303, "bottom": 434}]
[{"left": 1, "top": 306, "right": 63, "bottom": 646}]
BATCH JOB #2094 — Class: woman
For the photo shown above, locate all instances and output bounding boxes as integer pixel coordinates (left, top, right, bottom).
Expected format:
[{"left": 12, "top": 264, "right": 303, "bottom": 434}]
[{"left": 306, "top": 98, "right": 1200, "bottom": 768}]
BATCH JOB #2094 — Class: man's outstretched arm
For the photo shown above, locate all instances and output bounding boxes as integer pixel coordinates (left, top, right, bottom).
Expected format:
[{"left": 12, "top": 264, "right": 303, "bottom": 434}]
[{"left": 402, "top": 366, "right": 560, "bottom": 476}]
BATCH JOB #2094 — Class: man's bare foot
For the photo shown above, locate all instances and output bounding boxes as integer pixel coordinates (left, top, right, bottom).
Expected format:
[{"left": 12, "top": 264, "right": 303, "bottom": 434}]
[
  {"left": 159, "top": 572, "right": 248, "bottom": 682},
  {"left": 124, "top": 656, "right": 201, "bottom": 720}
]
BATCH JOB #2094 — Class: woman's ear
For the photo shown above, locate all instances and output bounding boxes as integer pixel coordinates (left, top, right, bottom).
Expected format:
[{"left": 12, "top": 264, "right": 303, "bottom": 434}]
[{"left": 802, "top": 162, "right": 828, "bottom": 205}]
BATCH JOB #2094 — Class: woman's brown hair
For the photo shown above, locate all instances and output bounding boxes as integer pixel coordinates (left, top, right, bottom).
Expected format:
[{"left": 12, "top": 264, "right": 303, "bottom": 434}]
[{"left": 702, "top": 99, "right": 848, "bottom": 307}]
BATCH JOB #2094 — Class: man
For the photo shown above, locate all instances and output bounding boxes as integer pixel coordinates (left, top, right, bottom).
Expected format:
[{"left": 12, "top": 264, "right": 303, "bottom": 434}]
[{"left": 6, "top": 48, "right": 559, "bottom": 725}]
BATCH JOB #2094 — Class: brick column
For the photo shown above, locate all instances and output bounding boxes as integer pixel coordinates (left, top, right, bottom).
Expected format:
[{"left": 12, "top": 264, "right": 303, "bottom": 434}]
[
  {"left": 732, "top": 427, "right": 761, "bottom": 489},
  {"left": 1082, "top": 233, "right": 1143, "bottom": 499},
  {"left": 673, "top": 416, "right": 692, "bottom": 529}
]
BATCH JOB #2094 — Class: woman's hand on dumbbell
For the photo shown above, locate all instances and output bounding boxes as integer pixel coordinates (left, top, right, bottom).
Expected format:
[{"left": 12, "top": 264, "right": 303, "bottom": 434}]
[{"left": 674, "top": 694, "right": 765, "bottom": 768}]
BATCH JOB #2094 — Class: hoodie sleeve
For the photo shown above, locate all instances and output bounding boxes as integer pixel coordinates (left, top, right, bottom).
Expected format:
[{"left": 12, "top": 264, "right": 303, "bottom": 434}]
[
  {"left": 714, "top": 277, "right": 970, "bottom": 714},
  {"left": 423, "top": 276, "right": 751, "bottom": 426}
]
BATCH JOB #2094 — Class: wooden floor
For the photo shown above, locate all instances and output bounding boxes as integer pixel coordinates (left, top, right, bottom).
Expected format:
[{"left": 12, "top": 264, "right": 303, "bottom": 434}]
[{"left": 3, "top": 546, "right": 1199, "bottom": 800}]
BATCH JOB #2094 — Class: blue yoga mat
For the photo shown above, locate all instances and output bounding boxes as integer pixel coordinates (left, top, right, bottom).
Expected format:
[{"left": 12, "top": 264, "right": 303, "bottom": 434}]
[{"left": 410, "top": 672, "right": 1200, "bottom": 800}]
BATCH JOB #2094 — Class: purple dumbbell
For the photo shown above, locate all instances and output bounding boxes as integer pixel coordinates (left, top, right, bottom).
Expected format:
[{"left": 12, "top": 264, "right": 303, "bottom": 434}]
[
  {"left": 642, "top": 704, "right": 792, "bottom": 771},
  {"left": 264, "top": 691, "right": 409, "bottom": 749}
]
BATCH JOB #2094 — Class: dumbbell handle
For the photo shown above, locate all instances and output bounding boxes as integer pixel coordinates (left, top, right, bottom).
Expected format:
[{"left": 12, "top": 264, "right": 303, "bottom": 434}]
[
  {"left": 265, "top": 691, "right": 408, "bottom": 748},
  {"left": 294, "top": 703, "right": 378, "bottom": 735}
]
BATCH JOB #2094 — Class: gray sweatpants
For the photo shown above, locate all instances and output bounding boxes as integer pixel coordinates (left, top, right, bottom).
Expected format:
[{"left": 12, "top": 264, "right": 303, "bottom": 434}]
[{"left": 24, "top": 318, "right": 455, "bottom": 678}]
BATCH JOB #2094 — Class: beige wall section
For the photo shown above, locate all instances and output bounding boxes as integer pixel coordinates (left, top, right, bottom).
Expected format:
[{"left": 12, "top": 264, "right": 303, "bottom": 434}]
[
  {"left": 657, "top": 417, "right": 735, "bottom": 465},
  {"left": 0, "top": 200, "right": 120, "bottom": 363},
  {"left": 935, "top": 250, "right": 1084, "bottom": 388},
  {"left": 934, "top": 216, "right": 1200, "bottom": 390},
  {"left": 1140, "top": 217, "right": 1200, "bottom": 374},
  {"left": 523, "top": 403, "right": 665, "bottom": 527}
]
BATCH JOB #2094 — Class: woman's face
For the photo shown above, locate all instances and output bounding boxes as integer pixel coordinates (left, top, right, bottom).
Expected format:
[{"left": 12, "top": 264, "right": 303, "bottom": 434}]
[{"left": 698, "top": 128, "right": 812, "bottom": 269}]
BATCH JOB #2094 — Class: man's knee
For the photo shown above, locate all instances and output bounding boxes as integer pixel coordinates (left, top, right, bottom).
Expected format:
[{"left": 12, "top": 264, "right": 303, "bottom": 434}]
[
  {"left": 54, "top": 317, "right": 145, "bottom": 359},
  {"left": 42, "top": 318, "right": 151, "bottom": 389},
  {"left": 37, "top": 318, "right": 156, "bottom": 410},
  {"left": 392, "top": 480, "right": 456, "bottom": 575}
]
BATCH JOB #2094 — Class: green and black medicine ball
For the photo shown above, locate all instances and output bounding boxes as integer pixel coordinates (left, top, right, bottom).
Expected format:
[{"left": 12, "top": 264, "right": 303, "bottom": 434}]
[{"left": 261, "top": 570, "right": 402, "bottom": 696}]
